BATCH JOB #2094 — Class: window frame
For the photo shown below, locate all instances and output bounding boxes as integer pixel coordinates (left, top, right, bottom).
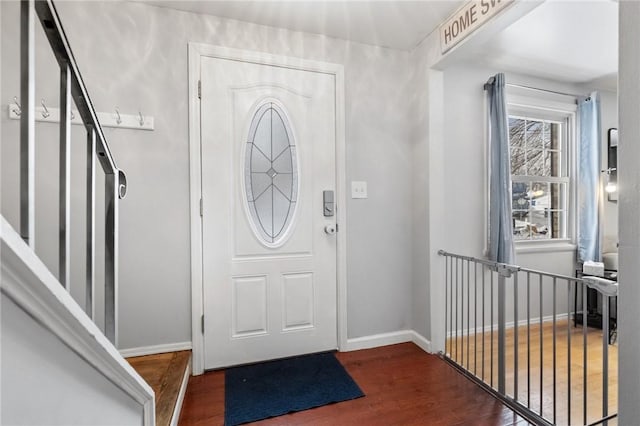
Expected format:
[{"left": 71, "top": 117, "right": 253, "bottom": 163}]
[{"left": 486, "top": 92, "right": 578, "bottom": 253}]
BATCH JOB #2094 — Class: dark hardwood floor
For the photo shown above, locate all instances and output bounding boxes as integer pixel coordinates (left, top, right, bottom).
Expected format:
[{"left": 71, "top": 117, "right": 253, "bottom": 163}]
[{"left": 179, "top": 343, "right": 527, "bottom": 425}]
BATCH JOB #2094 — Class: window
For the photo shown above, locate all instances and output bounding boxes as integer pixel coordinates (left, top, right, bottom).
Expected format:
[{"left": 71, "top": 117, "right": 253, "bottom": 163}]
[
  {"left": 244, "top": 101, "right": 298, "bottom": 247},
  {"left": 508, "top": 104, "right": 574, "bottom": 243}
]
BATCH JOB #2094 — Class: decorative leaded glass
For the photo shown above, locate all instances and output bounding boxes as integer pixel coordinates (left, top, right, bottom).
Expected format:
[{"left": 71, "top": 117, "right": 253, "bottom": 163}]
[{"left": 244, "top": 102, "right": 298, "bottom": 246}]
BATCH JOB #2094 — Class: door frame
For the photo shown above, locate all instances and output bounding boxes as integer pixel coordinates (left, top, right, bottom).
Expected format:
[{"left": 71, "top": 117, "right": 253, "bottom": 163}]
[{"left": 187, "top": 43, "right": 347, "bottom": 375}]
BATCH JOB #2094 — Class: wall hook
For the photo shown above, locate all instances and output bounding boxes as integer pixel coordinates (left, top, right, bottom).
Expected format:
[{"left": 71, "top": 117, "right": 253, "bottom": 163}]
[
  {"left": 41, "top": 99, "right": 50, "bottom": 118},
  {"left": 115, "top": 107, "right": 122, "bottom": 125},
  {"left": 12, "top": 96, "right": 22, "bottom": 116},
  {"left": 138, "top": 110, "right": 144, "bottom": 126}
]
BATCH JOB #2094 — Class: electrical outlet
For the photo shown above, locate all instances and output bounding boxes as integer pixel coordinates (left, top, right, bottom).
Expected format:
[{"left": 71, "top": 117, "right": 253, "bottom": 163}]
[{"left": 351, "top": 181, "right": 367, "bottom": 199}]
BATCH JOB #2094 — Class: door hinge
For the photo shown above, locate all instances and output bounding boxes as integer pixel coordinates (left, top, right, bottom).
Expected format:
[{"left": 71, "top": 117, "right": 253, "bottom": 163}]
[
  {"left": 336, "top": 223, "right": 339, "bottom": 232},
  {"left": 199, "top": 198, "right": 203, "bottom": 217},
  {"left": 197, "top": 80, "right": 201, "bottom": 99},
  {"left": 201, "top": 314, "right": 205, "bottom": 334}
]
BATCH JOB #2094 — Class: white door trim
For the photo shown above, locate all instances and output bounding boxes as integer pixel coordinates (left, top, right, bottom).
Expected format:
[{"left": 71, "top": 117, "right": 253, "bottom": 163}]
[{"left": 187, "top": 43, "right": 347, "bottom": 375}]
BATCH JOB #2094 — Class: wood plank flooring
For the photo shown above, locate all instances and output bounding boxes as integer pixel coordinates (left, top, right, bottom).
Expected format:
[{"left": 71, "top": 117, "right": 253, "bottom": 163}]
[
  {"left": 447, "top": 320, "right": 618, "bottom": 426},
  {"left": 127, "top": 350, "right": 191, "bottom": 426},
  {"left": 179, "top": 343, "right": 527, "bottom": 425}
]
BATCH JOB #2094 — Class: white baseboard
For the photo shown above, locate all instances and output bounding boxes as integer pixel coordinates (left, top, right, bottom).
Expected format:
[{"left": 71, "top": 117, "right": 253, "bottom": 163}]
[
  {"left": 411, "top": 331, "right": 432, "bottom": 353},
  {"left": 344, "top": 330, "right": 414, "bottom": 352},
  {"left": 170, "top": 354, "right": 191, "bottom": 426},
  {"left": 343, "top": 330, "right": 432, "bottom": 353},
  {"left": 451, "top": 313, "right": 570, "bottom": 338},
  {"left": 120, "top": 342, "right": 192, "bottom": 358}
]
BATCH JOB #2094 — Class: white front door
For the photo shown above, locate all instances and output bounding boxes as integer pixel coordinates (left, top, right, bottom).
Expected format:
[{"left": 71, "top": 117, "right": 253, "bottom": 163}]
[{"left": 200, "top": 55, "right": 337, "bottom": 369}]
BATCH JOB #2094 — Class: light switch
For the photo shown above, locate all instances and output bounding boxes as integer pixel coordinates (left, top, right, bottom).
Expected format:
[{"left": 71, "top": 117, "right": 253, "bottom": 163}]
[{"left": 351, "top": 181, "right": 367, "bottom": 199}]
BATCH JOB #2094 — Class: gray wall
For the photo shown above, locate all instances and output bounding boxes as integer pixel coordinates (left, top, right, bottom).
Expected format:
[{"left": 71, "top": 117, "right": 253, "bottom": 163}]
[
  {"left": 409, "top": 44, "right": 431, "bottom": 339},
  {"left": 618, "top": 3, "right": 640, "bottom": 422},
  {"left": 1, "top": 295, "right": 143, "bottom": 425},
  {"left": 418, "top": 63, "right": 620, "bottom": 334},
  {"left": 1, "top": 1, "right": 414, "bottom": 349},
  {"left": 441, "top": 63, "right": 618, "bottom": 275},
  {"left": 441, "top": 64, "right": 579, "bottom": 286}
]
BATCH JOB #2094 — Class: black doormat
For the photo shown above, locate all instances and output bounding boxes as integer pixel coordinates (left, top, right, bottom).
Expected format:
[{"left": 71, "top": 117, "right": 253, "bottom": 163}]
[{"left": 224, "top": 352, "right": 364, "bottom": 425}]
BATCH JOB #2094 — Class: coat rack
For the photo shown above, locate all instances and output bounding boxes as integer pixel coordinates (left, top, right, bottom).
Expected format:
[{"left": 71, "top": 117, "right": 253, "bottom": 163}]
[{"left": 8, "top": 100, "right": 154, "bottom": 131}]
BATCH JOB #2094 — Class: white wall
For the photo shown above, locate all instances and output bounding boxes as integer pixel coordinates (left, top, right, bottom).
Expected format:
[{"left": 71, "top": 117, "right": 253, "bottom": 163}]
[
  {"left": 1, "top": 295, "right": 144, "bottom": 425},
  {"left": 1, "top": 1, "right": 414, "bottom": 349}
]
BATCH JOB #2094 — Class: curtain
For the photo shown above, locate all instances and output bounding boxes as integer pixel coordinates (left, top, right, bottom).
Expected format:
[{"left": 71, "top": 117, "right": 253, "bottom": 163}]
[
  {"left": 487, "top": 73, "right": 515, "bottom": 264},
  {"left": 578, "top": 93, "right": 602, "bottom": 262}
]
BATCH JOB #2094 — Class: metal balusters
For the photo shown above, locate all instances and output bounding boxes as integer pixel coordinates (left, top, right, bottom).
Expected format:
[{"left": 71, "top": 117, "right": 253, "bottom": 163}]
[
  {"left": 20, "top": 0, "right": 36, "bottom": 248},
  {"left": 449, "top": 256, "right": 453, "bottom": 357},
  {"left": 567, "top": 279, "right": 572, "bottom": 426},
  {"left": 474, "top": 261, "right": 478, "bottom": 375},
  {"left": 539, "top": 274, "right": 544, "bottom": 417},
  {"left": 497, "top": 267, "right": 506, "bottom": 394},
  {"left": 583, "top": 282, "right": 588, "bottom": 425},
  {"left": 459, "top": 258, "right": 462, "bottom": 363},
  {"left": 490, "top": 272, "right": 494, "bottom": 387},
  {"left": 513, "top": 271, "right": 519, "bottom": 401},
  {"left": 86, "top": 128, "right": 96, "bottom": 319},
  {"left": 15, "top": 0, "right": 129, "bottom": 347},
  {"left": 527, "top": 272, "right": 531, "bottom": 409},
  {"left": 445, "top": 256, "right": 449, "bottom": 355},
  {"left": 460, "top": 259, "right": 464, "bottom": 366},
  {"left": 455, "top": 258, "right": 459, "bottom": 362},
  {"left": 602, "top": 295, "right": 609, "bottom": 425},
  {"left": 437, "top": 251, "right": 617, "bottom": 426},
  {"left": 552, "top": 277, "right": 557, "bottom": 424},
  {"left": 59, "top": 63, "right": 71, "bottom": 290},
  {"left": 482, "top": 264, "right": 486, "bottom": 382},
  {"left": 105, "top": 172, "right": 119, "bottom": 346},
  {"left": 466, "top": 259, "right": 470, "bottom": 371}
]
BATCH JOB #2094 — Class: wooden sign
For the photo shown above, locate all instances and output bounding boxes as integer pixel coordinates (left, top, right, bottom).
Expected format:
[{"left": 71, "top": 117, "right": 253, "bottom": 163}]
[{"left": 440, "top": 0, "right": 514, "bottom": 54}]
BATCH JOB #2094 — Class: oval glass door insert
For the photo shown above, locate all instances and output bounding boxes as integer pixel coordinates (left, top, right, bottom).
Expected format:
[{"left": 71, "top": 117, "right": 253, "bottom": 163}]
[{"left": 244, "top": 101, "right": 298, "bottom": 246}]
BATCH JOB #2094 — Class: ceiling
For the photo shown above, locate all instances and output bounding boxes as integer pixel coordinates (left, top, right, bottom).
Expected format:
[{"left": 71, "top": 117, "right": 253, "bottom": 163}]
[
  {"left": 471, "top": 0, "right": 618, "bottom": 88},
  {"left": 139, "top": 0, "right": 618, "bottom": 88},
  {"left": 139, "top": 1, "right": 464, "bottom": 50}
]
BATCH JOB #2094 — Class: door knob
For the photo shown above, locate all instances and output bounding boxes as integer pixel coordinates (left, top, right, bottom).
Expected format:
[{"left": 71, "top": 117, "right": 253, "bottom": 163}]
[{"left": 324, "top": 224, "right": 337, "bottom": 235}]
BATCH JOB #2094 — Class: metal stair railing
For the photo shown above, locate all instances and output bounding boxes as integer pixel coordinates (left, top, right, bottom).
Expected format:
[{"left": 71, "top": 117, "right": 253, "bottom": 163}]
[
  {"left": 18, "top": 0, "right": 127, "bottom": 346},
  {"left": 438, "top": 250, "right": 617, "bottom": 426}
]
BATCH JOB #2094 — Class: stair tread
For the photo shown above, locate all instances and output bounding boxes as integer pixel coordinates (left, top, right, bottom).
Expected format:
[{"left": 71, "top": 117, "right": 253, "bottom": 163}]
[{"left": 127, "top": 350, "right": 190, "bottom": 426}]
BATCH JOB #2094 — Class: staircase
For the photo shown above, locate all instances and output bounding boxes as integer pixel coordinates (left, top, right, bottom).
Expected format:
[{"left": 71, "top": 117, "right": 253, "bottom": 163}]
[
  {"left": 1, "top": 1, "right": 153, "bottom": 424},
  {"left": 127, "top": 351, "right": 192, "bottom": 426}
]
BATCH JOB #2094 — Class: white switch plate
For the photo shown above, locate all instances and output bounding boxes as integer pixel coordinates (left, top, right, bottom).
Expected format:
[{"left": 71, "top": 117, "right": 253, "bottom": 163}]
[{"left": 351, "top": 181, "right": 367, "bottom": 199}]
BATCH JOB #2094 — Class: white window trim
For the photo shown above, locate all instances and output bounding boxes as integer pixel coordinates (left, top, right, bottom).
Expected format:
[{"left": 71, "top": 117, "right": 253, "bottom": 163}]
[
  {"left": 484, "top": 89, "right": 578, "bottom": 255},
  {"left": 509, "top": 95, "right": 578, "bottom": 248}
]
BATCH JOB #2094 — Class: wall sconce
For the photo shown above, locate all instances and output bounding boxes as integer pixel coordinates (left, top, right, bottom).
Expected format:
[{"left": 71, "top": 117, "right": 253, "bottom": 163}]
[
  {"left": 606, "top": 128, "right": 618, "bottom": 201},
  {"left": 602, "top": 167, "right": 617, "bottom": 193}
]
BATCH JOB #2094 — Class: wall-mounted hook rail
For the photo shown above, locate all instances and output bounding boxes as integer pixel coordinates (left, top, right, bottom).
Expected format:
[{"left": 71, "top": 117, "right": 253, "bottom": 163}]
[
  {"left": 12, "top": 96, "right": 22, "bottom": 116},
  {"left": 41, "top": 99, "right": 50, "bottom": 118},
  {"left": 7, "top": 103, "right": 154, "bottom": 131}
]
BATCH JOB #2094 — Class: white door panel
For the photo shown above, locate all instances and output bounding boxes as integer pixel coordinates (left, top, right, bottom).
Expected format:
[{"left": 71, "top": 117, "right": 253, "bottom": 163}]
[{"left": 200, "top": 57, "right": 337, "bottom": 369}]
